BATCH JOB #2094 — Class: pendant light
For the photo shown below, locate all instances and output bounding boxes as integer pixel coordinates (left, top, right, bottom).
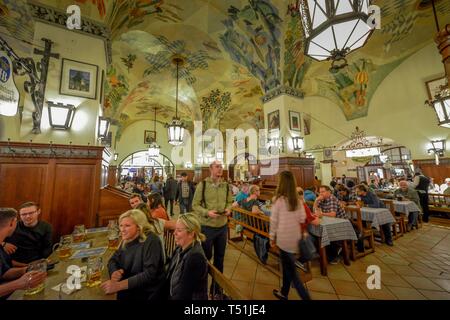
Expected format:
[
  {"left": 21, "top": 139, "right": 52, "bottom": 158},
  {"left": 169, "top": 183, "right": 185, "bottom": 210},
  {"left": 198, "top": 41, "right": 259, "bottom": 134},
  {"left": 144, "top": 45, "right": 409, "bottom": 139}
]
[{"left": 166, "top": 56, "right": 186, "bottom": 146}]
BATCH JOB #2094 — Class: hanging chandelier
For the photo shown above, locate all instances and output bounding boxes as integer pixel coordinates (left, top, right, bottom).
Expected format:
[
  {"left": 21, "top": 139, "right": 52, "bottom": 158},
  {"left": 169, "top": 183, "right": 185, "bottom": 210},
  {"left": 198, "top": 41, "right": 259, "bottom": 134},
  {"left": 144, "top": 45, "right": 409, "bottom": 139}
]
[
  {"left": 339, "top": 126, "right": 391, "bottom": 157},
  {"left": 166, "top": 55, "right": 186, "bottom": 146},
  {"left": 298, "top": 0, "right": 376, "bottom": 72},
  {"left": 148, "top": 107, "right": 160, "bottom": 158}
]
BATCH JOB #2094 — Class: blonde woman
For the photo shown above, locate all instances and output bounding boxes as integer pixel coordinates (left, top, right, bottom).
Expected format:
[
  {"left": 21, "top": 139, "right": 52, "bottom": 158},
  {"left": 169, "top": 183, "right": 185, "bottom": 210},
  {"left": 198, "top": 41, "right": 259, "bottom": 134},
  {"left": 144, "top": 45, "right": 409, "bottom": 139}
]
[
  {"left": 270, "top": 171, "right": 311, "bottom": 300},
  {"left": 101, "top": 210, "right": 166, "bottom": 300},
  {"left": 165, "top": 213, "right": 208, "bottom": 300}
]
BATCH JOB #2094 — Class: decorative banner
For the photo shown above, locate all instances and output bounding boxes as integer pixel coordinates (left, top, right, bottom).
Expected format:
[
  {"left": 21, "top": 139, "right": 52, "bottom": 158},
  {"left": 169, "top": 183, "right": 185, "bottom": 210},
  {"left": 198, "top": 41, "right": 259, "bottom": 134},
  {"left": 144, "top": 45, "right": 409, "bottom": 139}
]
[{"left": 0, "top": 51, "right": 19, "bottom": 116}]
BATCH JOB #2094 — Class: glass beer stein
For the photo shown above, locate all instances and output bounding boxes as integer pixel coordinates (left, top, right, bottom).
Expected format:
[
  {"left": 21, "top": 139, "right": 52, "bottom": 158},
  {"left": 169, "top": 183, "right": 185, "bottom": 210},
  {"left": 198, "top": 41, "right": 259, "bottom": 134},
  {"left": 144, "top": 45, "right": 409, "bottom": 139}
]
[
  {"left": 72, "top": 224, "right": 86, "bottom": 243},
  {"left": 54, "top": 235, "right": 73, "bottom": 259},
  {"left": 107, "top": 220, "right": 120, "bottom": 250},
  {"left": 24, "top": 259, "right": 47, "bottom": 295},
  {"left": 85, "top": 256, "right": 103, "bottom": 287}
]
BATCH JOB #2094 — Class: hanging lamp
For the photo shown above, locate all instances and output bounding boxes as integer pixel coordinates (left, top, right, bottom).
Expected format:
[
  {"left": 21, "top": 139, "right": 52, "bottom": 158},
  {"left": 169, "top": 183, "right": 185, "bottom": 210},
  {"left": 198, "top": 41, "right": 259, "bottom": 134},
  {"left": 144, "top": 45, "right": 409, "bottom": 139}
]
[{"left": 166, "top": 56, "right": 186, "bottom": 146}]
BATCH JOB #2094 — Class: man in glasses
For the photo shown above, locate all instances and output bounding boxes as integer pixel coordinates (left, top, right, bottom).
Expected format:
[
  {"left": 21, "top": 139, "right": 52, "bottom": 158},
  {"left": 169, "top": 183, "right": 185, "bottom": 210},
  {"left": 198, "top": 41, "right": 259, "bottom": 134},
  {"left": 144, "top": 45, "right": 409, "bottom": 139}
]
[
  {"left": 2, "top": 202, "right": 53, "bottom": 264},
  {"left": 0, "top": 208, "right": 47, "bottom": 299}
]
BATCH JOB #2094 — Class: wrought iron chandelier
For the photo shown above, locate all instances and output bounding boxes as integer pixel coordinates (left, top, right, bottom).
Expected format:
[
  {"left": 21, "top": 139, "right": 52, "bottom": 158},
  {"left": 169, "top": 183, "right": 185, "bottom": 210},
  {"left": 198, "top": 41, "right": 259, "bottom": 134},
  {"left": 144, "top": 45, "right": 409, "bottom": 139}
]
[
  {"left": 298, "top": 0, "right": 376, "bottom": 72},
  {"left": 339, "top": 126, "right": 391, "bottom": 157},
  {"left": 148, "top": 107, "right": 160, "bottom": 158},
  {"left": 166, "top": 55, "right": 186, "bottom": 146}
]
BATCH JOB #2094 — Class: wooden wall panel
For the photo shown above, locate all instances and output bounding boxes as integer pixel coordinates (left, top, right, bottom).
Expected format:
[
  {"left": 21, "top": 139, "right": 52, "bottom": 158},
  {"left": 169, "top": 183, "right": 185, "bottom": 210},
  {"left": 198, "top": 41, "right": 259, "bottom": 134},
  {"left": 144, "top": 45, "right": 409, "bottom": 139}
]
[
  {"left": 50, "top": 164, "right": 97, "bottom": 238},
  {"left": 413, "top": 159, "right": 450, "bottom": 185},
  {"left": 0, "top": 163, "right": 48, "bottom": 217}
]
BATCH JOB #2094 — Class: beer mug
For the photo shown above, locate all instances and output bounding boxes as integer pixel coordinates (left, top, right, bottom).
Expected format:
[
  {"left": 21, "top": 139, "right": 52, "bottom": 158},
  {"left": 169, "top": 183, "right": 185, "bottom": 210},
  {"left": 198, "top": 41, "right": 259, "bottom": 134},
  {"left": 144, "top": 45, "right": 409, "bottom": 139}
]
[
  {"left": 85, "top": 256, "right": 103, "bottom": 287},
  {"left": 72, "top": 224, "right": 86, "bottom": 243},
  {"left": 107, "top": 220, "right": 120, "bottom": 250},
  {"left": 24, "top": 259, "right": 47, "bottom": 295},
  {"left": 53, "top": 235, "right": 73, "bottom": 259}
]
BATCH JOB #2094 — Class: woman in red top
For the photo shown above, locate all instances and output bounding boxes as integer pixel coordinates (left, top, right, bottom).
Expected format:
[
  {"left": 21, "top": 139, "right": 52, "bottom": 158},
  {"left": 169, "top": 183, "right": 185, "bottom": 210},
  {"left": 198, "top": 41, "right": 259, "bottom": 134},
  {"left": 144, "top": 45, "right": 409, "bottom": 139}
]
[
  {"left": 149, "top": 193, "right": 169, "bottom": 221},
  {"left": 297, "top": 187, "right": 320, "bottom": 230}
]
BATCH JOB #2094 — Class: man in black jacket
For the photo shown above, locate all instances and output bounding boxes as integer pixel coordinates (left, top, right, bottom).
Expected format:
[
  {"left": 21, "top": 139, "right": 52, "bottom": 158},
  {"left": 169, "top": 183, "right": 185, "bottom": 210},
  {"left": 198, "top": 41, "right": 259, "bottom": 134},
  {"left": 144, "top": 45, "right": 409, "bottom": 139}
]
[
  {"left": 163, "top": 174, "right": 178, "bottom": 217},
  {"left": 3, "top": 202, "right": 53, "bottom": 264},
  {"left": 176, "top": 172, "right": 196, "bottom": 214},
  {"left": 413, "top": 172, "right": 431, "bottom": 222}
]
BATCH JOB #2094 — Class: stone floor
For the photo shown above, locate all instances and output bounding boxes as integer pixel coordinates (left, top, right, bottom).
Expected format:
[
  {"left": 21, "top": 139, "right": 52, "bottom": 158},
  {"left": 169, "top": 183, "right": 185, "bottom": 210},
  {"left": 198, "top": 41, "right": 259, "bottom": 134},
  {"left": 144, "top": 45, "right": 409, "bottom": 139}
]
[{"left": 220, "top": 222, "right": 450, "bottom": 300}]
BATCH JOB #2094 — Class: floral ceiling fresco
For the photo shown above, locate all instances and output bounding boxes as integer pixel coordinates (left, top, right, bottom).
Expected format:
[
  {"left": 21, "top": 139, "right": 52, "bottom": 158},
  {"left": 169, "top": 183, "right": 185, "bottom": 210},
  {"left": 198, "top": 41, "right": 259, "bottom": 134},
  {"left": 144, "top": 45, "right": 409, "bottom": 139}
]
[{"left": 3, "top": 0, "right": 450, "bottom": 134}]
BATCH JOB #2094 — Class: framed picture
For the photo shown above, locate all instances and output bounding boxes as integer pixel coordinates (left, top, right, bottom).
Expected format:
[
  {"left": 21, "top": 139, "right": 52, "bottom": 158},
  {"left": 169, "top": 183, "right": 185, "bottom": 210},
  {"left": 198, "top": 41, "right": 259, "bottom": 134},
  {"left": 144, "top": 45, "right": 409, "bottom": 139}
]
[
  {"left": 425, "top": 76, "right": 446, "bottom": 100},
  {"left": 144, "top": 130, "right": 156, "bottom": 144},
  {"left": 267, "top": 110, "right": 280, "bottom": 132},
  {"left": 289, "top": 111, "right": 301, "bottom": 131},
  {"left": 60, "top": 58, "right": 98, "bottom": 99}
]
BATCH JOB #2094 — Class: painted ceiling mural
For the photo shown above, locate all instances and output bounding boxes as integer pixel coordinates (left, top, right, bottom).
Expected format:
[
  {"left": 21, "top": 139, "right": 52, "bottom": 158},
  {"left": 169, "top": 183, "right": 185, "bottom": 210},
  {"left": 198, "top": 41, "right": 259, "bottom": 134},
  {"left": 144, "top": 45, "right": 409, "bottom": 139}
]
[{"left": 1, "top": 0, "right": 450, "bottom": 136}]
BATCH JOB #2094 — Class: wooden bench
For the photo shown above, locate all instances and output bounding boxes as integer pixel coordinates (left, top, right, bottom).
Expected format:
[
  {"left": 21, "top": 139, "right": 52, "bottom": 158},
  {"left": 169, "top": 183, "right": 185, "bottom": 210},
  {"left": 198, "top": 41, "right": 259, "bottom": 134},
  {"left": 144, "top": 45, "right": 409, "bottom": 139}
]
[
  {"left": 428, "top": 193, "right": 450, "bottom": 217},
  {"left": 229, "top": 207, "right": 312, "bottom": 283}
]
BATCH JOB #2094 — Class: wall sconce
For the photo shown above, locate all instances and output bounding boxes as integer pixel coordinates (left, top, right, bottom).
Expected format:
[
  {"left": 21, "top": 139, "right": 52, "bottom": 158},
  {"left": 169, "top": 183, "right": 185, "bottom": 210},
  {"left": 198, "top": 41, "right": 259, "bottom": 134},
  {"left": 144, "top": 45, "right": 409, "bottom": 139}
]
[
  {"left": 114, "top": 153, "right": 118, "bottom": 161},
  {"left": 98, "top": 116, "right": 110, "bottom": 139},
  {"left": 292, "top": 136, "right": 304, "bottom": 153},
  {"left": 47, "top": 101, "right": 75, "bottom": 130},
  {"left": 428, "top": 139, "right": 446, "bottom": 165},
  {"left": 185, "top": 161, "right": 192, "bottom": 169},
  {"left": 425, "top": 83, "right": 450, "bottom": 128}
]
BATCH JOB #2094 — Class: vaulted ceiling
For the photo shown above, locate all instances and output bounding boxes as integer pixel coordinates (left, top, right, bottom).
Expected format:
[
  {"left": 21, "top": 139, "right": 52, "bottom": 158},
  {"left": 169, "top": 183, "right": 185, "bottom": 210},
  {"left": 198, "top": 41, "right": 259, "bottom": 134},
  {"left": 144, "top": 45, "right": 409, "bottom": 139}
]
[{"left": 2, "top": 0, "right": 450, "bottom": 137}]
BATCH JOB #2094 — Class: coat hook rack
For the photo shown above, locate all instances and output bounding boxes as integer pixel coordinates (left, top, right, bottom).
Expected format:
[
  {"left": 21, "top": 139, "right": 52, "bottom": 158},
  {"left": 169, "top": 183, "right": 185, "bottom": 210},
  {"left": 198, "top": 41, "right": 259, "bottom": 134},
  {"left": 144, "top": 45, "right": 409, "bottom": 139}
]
[
  {"left": 69, "top": 141, "right": 73, "bottom": 157},
  {"left": 87, "top": 142, "right": 91, "bottom": 156}
]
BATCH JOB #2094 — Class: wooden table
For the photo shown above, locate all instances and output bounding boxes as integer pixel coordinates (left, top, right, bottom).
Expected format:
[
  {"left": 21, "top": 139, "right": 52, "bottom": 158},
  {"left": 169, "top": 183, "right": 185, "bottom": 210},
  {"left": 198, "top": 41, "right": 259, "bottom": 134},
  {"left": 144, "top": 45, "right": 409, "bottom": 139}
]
[
  {"left": 308, "top": 216, "right": 357, "bottom": 276},
  {"left": 9, "top": 230, "right": 116, "bottom": 300}
]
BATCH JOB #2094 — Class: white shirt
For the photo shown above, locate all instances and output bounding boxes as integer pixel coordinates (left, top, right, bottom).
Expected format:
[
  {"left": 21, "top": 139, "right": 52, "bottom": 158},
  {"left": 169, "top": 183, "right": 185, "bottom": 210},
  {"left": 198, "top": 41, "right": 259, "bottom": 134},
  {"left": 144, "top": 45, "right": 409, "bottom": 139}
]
[{"left": 439, "top": 184, "right": 449, "bottom": 194}]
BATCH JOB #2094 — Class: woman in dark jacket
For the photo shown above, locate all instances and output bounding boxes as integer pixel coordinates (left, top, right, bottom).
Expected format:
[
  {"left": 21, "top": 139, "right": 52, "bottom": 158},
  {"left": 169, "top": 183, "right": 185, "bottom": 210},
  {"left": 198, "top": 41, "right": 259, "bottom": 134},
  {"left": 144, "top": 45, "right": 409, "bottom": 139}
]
[
  {"left": 101, "top": 209, "right": 166, "bottom": 300},
  {"left": 166, "top": 213, "right": 208, "bottom": 300}
]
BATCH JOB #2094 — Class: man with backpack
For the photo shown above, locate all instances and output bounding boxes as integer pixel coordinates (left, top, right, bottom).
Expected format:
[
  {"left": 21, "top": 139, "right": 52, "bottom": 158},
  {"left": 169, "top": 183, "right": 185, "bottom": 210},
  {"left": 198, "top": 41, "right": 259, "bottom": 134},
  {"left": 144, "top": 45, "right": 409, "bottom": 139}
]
[{"left": 192, "top": 160, "right": 233, "bottom": 299}]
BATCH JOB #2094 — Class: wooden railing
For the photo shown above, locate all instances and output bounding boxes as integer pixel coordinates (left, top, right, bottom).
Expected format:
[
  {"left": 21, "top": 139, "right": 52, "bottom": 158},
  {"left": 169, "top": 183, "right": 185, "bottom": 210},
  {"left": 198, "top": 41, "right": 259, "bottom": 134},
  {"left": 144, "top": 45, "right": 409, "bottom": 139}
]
[
  {"left": 428, "top": 193, "right": 450, "bottom": 213},
  {"left": 97, "top": 185, "right": 131, "bottom": 226}
]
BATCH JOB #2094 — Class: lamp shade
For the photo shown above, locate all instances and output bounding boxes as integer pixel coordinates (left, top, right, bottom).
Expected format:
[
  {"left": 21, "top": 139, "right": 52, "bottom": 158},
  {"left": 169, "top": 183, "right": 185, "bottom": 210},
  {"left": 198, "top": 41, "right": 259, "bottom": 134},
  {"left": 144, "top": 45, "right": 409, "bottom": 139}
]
[
  {"left": 299, "top": 0, "right": 374, "bottom": 66},
  {"left": 292, "top": 136, "right": 304, "bottom": 152},
  {"left": 430, "top": 96, "right": 450, "bottom": 128},
  {"left": 431, "top": 140, "right": 445, "bottom": 152},
  {"left": 166, "top": 118, "right": 185, "bottom": 146},
  {"left": 98, "top": 116, "right": 110, "bottom": 139},
  {"left": 47, "top": 101, "right": 75, "bottom": 129},
  {"left": 148, "top": 142, "right": 160, "bottom": 158}
]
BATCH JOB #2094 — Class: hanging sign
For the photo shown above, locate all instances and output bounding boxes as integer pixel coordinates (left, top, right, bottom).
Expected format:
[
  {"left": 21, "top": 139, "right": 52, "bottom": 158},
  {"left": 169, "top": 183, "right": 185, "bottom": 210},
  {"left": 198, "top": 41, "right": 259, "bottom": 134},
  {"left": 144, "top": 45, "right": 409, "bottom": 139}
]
[{"left": 0, "top": 51, "right": 19, "bottom": 116}]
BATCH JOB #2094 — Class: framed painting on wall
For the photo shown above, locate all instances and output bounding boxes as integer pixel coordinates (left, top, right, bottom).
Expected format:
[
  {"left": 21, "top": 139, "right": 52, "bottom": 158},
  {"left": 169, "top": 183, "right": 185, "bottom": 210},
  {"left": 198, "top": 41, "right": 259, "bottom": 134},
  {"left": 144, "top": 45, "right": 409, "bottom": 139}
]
[
  {"left": 144, "top": 130, "right": 156, "bottom": 144},
  {"left": 60, "top": 58, "right": 98, "bottom": 99},
  {"left": 289, "top": 111, "right": 301, "bottom": 132},
  {"left": 267, "top": 110, "right": 280, "bottom": 132},
  {"left": 425, "top": 76, "right": 447, "bottom": 100}
]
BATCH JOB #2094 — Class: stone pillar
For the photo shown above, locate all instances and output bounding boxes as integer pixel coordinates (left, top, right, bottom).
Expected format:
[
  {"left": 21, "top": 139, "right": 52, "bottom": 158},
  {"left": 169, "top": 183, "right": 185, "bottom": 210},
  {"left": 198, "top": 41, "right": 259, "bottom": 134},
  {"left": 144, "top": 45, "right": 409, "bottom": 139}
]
[
  {"left": 435, "top": 24, "right": 450, "bottom": 87},
  {"left": 321, "top": 161, "right": 333, "bottom": 187}
]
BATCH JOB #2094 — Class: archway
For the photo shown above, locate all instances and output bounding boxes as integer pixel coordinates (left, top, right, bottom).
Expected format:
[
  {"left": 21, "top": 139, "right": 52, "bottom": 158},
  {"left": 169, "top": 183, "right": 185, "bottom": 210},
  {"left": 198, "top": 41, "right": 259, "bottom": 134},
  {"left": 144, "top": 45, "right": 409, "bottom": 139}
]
[{"left": 118, "top": 150, "right": 175, "bottom": 182}]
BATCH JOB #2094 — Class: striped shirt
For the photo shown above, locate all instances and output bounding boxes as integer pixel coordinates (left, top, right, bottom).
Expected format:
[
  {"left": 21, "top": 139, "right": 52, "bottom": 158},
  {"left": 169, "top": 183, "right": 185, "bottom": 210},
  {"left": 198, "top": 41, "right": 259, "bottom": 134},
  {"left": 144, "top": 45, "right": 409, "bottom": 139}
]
[
  {"left": 269, "top": 197, "right": 306, "bottom": 254},
  {"left": 316, "top": 195, "right": 346, "bottom": 218}
]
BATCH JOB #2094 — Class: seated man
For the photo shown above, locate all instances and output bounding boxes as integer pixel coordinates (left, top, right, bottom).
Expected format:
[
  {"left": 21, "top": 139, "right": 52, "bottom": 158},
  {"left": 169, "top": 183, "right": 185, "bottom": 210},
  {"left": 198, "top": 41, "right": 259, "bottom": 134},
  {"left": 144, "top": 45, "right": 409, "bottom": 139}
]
[
  {"left": 313, "top": 185, "right": 347, "bottom": 264},
  {"left": 239, "top": 185, "right": 264, "bottom": 215},
  {"left": 132, "top": 183, "right": 148, "bottom": 203},
  {"left": 0, "top": 208, "right": 47, "bottom": 299},
  {"left": 3, "top": 202, "right": 52, "bottom": 264},
  {"left": 128, "top": 193, "right": 144, "bottom": 209},
  {"left": 394, "top": 180, "right": 421, "bottom": 230},
  {"left": 355, "top": 184, "right": 394, "bottom": 246}
]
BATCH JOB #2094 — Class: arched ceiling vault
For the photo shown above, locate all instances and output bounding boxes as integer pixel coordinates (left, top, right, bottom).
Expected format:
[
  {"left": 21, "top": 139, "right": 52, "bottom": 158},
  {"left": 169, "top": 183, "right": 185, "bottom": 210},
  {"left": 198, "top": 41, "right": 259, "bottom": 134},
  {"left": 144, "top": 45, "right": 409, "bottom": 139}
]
[{"left": 3, "top": 0, "right": 450, "bottom": 135}]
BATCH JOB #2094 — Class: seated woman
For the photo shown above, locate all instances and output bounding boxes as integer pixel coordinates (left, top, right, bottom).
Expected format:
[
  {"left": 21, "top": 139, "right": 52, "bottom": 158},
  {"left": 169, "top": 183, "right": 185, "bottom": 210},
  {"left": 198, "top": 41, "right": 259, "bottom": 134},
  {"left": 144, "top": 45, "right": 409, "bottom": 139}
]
[
  {"left": 101, "top": 209, "right": 166, "bottom": 300},
  {"left": 239, "top": 185, "right": 264, "bottom": 215},
  {"left": 166, "top": 213, "right": 208, "bottom": 300},
  {"left": 148, "top": 193, "right": 169, "bottom": 221}
]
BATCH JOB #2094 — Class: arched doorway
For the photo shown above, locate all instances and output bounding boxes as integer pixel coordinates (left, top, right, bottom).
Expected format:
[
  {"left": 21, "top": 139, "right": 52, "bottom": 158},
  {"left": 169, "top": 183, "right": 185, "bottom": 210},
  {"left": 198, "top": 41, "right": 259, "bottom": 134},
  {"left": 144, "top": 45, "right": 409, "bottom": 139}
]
[
  {"left": 228, "top": 153, "right": 258, "bottom": 181},
  {"left": 118, "top": 150, "right": 175, "bottom": 182}
]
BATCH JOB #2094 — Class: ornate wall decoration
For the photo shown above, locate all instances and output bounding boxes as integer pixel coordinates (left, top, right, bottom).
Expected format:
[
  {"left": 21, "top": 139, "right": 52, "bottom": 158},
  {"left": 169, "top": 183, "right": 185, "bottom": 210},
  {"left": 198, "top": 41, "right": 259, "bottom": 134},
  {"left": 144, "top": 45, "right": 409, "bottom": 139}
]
[
  {"left": 261, "top": 85, "right": 304, "bottom": 103},
  {"left": 200, "top": 89, "right": 232, "bottom": 129},
  {"left": 219, "top": 0, "right": 283, "bottom": 93}
]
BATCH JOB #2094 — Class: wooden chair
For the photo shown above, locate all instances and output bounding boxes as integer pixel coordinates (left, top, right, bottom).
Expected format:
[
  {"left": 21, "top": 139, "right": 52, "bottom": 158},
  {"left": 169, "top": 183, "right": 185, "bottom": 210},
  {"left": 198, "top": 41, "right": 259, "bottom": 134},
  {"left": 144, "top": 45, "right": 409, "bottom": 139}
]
[
  {"left": 381, "top": 199, "right": 404, "bottom": 239},
  {"left": 345, "top": 206, "right": 375, "bottom": 260}
]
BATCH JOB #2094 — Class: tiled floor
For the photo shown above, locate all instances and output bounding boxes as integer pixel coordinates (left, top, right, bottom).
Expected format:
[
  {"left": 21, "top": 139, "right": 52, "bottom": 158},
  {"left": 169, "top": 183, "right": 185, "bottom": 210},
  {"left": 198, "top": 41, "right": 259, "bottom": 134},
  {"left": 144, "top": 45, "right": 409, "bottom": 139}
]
[{"left": 220, "top": 222, "right": 450, "bottom": 300}]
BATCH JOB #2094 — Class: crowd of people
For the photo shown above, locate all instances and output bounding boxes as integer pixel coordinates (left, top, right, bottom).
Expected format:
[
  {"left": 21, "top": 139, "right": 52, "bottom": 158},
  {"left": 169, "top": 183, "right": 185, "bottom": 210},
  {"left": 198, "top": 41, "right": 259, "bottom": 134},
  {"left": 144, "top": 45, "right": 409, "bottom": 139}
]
[{"left": 0, "top": 163, "right": 443, "bottom": 301}]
